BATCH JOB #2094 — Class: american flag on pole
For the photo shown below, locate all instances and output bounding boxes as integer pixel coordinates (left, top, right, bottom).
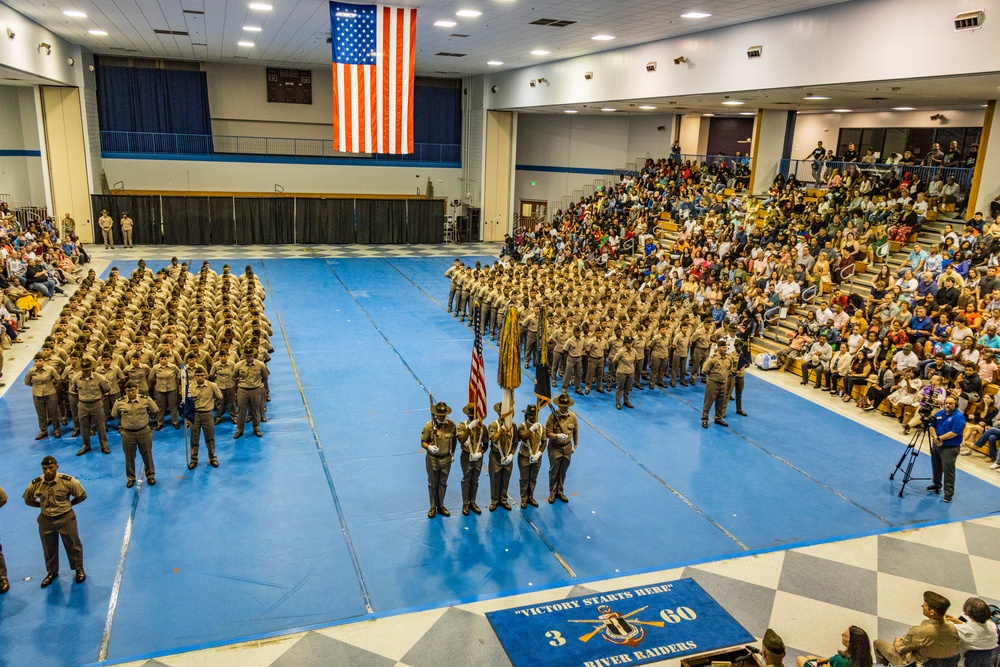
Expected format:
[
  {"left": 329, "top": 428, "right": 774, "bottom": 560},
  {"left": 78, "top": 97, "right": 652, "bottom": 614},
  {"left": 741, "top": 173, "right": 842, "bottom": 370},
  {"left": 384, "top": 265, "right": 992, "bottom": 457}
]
[
  {"left": 330, "top": 2, "right": 416, "bottom": 154},
  {"left": 469, "top": 304, "right": 487, "bottom": 422}
]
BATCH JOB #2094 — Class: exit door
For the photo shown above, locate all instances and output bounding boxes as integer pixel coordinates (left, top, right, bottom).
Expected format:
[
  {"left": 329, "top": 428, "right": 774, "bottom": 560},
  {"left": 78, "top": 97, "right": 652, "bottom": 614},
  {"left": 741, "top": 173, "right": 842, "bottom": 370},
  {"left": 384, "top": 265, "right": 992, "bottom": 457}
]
[{"left": 519, "top": 200, "right": 547, "bottom": 230}]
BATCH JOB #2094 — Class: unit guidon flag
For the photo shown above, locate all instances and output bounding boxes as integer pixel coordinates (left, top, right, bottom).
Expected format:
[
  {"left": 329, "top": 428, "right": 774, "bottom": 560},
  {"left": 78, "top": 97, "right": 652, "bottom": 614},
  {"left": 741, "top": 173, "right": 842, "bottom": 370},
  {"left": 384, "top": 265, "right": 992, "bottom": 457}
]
[{"left": 329, "top": 2, "right": 416, "bottom": 154}]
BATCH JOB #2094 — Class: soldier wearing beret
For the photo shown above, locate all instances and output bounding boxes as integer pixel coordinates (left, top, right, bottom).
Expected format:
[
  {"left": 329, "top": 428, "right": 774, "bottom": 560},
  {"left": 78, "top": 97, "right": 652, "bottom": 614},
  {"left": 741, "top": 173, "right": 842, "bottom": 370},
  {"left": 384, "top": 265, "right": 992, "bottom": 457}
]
[
  {"left": 421, "top": 401, "right": 457, "bottom": 518},
  {"left": 874, "top": 591, "right": 960, "bottom": 666},
  {"left": 456, "top": 403, "right": 486, "bottom": 516},
  {"left": 70, "top": 357, "right": 111, "bottom": 456},
  {"left": 112, "top": 382, "right": 158, "bottom": 488},
  {"left": 22, "top": 456, "right": 87, "bottom": 587},
  {"left": 517, "top": 404, "right": 547, "bottom": 508},
  {"left": 545, "top": 392, "right": 578, "bottom": 503},
  {"left": 187, "top": 366, "right": 223, "bottom": 469}
]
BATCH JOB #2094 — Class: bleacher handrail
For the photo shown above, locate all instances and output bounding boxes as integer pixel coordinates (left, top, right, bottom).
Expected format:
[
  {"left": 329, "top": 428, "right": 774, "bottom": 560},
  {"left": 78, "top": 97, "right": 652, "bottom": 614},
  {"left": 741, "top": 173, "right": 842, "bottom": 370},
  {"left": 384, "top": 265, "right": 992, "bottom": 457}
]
[{"left": 779, "top": 157, "right": 974, "bottom": 193}]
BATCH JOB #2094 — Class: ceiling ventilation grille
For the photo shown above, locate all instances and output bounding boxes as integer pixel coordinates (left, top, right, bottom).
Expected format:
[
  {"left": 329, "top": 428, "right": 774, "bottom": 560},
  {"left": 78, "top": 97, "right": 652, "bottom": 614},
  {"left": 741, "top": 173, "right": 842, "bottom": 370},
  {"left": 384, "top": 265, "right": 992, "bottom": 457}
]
[
  {"left": 955, "top": 10, "right": 985, "bottom": 30},
  {"left": 530, "top": 18, "right": 576, "bottom": 27}
]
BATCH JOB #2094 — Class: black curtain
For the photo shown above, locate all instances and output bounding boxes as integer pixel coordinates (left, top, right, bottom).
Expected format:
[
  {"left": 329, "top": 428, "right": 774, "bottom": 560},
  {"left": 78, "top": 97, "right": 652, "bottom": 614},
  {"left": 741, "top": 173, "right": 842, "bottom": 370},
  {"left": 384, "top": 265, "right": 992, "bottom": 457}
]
[
  {"left": 162, "top": 196, "right": 210, "bottom": 244},
  {"left": 90, "top": 195, "right": 162, "bottom": 245},
  {"left": 234, "top": 198, "right": 294, "bottom": 245},
  {"left": 294, "top": 198, "right": 356, "bottom": 244},
  {"left": 406, "top": 199, "right": 446, "bottom": 244},
  {"left": 96, "top": 64, "right": 212, "bottom": 139},
  {"left": 356, "top": 199, "right": 406, "bottom": 244},
  {"left": 208, "top": 198, "right": 237, "bottom": 245}
]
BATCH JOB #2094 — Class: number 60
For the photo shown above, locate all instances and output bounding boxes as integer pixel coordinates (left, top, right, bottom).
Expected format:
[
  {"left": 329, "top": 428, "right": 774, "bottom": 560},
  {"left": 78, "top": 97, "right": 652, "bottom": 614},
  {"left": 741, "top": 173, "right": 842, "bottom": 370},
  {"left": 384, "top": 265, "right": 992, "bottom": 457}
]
[{"left": 660, "top": 606, "right": 697, "bottom": 623}]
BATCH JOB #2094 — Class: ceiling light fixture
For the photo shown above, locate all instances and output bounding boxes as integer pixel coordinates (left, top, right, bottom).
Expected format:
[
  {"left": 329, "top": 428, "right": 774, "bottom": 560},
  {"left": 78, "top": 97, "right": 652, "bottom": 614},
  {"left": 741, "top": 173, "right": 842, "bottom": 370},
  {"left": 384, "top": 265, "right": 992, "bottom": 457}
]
[
  {"left": 592, "top": 34, "right": 615, "bottom": 41},
  {"left": 702, "top": 113, "right": 715, "bottom": 116},
  {"left": 434, "top": 20, "right": 457, "bottom": 27},
  {"left": 64, "top": 10, "right": 87, "bottom": 18},
  {"left": 238, "top": 41, "right": 255, "bottom": 47},
  {"left": 531, "top": 49, "right": 549, "bottom": 55},
  {"left": 804, "top": 95, "right": 829, "bottom": 100},
  {"left": 601, "top": 108, "right": 616, "bottom": 111},
  {"left": 739, "top": 111, "right": 756, "bottom": 115},
  {"left": 832, "top": 108, "right": 852, "bottom": 113},
  {"left": 487, "top": 60, "right": 503, "bottom": 66},
  {"left": 721, "top": 100, "right": 744, "bottom": 105},
  {"left": 638, "top": 105, "right": 656, "bottom": 110},
  {"left": 456, "top": 10, "right": 482, "bottom": 18},
  {"left": 893, "top": 106, "right": 915, "bottom": 111},
  {"left": 681, "top": 12, "right": 711, "bottom": 19},
  {"left": 88, "top": 29, "right": 107, "bottom": 36},
  {"left": 248, "top": 3, "right": 273, "bottom": 11},
  {"left": 564, "top": 110, "right": 578, "bottom": 113},
  {"left": 243, "top": 26, "right": 262, "bottom": 32}
]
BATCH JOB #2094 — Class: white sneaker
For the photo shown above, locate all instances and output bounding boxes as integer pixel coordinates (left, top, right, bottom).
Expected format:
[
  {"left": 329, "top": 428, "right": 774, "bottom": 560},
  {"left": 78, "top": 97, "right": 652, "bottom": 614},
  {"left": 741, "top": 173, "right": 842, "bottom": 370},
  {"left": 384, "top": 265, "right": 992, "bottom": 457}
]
[
  {"left": 989, "top": 462, "right": 1000, "bottom": 470},
  {"left": 960, "top": 447, "right": 972, "bottom": 455}
]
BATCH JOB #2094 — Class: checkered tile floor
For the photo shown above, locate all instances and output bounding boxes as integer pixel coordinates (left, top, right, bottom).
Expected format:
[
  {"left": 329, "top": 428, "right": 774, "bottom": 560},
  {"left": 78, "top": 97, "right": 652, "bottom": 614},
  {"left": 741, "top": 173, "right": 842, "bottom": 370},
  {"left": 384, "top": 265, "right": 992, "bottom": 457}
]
[
  {"left": 87, "top": 242, "right": 504, "bottom": 261},
  {"left": 118, "top": 515, "right": 1000, "bottom": 667}
]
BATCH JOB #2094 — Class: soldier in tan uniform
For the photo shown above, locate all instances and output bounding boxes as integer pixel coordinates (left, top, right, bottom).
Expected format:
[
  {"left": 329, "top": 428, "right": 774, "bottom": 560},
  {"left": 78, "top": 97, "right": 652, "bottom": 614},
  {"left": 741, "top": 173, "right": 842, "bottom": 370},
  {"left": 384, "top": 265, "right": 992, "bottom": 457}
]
[
  {"left": 584, "top": 327, "right": 608, "bottom": 394},
  {"left": 25, "top": 354, "right": 61, "bottom": 439},
  {"left": 456, "top": 403, "right": 486, "bottom": 515},
  {"left": 187, "top": 366, "right": 223, "bottom": 469},
  {"left": 873, "top": 591, "right": 960, "bottom": 666},
  {"left": 517, "top": 404, "right": 547, "bottom": 508},
  {"left": 22, "top": 456, "right": 87, "bottom": 587},
  {"left": 112, "top": 382, "right": 158, "bottom": 488},
  {"left": 545, "top": 392, "right": 578, "bottom": 503},
  {"left": 98, "top": 210, "right": 115, "bottom": 248},
  {"left": 0, "top": 484, "right": 8, "bottom": 593},
  {"left": 210, "top": 350, "right": 237, "bottom": 424},
  {"left": 561, "top": 326, "right": 586, "bottom": 394},
  {"left": 611, "top": 336, "right": 639, "bottom": 409},
  {"left": 689, "top": 318, "right": 713, "bottom": 384},
  {"left": 671, "top": 321, "right": 692, "bottom": 388},
  {"left": 119, "top": 212, "right": 134, "bottom": 248},
  {"left": 234, "top": 346, "right": 268, "bottom": 438},
  {"left": 702, "top": 340, "right": 735, "bottom": 428},
  {"left": 70, "top": 358, "right": 111, "bottom": 455},
  {"left": 487, "top": 402, "right": 515, "bottom": 512},
  {"left": 150, "top": 353, "right": 181, "bottom": 430},
  {"left": 421, "top": 401, "right": 457, "bottom": 518}
]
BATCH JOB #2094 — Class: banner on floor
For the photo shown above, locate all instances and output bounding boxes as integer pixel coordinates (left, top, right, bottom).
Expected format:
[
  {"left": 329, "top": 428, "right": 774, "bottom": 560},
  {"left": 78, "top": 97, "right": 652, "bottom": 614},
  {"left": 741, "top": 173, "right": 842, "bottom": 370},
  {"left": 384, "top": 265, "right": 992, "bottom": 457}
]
[{"left": 486, "top": 578, "right": 753, "bottom": 667}]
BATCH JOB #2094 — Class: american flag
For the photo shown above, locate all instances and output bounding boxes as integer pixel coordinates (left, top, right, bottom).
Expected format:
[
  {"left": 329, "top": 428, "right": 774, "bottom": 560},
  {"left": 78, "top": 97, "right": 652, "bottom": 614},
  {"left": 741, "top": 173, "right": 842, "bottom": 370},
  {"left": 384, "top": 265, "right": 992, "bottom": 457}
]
[
  {"left": 469, "top": 304, "right": 487, "bottom": 422},
  {"left": 330, "top": 2, "right": 415, "bottom": 154}
]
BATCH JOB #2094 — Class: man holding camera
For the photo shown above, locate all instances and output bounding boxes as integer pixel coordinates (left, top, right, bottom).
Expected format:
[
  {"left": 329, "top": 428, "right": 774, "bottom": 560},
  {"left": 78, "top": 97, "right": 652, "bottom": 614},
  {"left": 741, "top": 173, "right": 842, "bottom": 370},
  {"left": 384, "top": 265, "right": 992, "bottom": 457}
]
[{"left": 928, "top": 396, "right": 965, "bottom": 503}]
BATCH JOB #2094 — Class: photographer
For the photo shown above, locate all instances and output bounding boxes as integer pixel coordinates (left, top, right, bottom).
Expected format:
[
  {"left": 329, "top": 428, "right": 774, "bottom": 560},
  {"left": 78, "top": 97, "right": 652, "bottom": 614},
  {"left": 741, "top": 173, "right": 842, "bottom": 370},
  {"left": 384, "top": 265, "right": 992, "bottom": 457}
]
[{"left": 928, "top": 396, "right": 966, "bottom": 502}]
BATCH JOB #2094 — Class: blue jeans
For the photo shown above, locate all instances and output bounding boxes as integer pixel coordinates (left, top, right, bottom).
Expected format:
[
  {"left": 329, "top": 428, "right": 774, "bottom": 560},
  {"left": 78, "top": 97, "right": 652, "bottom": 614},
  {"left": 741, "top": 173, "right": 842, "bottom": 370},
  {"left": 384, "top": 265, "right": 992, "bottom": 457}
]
[
  {"left": 974, "top": 427, "right": 1000, "bottom": 462},
  {"left": 27, "top": 280, "right": 54, "bottom": 298}
]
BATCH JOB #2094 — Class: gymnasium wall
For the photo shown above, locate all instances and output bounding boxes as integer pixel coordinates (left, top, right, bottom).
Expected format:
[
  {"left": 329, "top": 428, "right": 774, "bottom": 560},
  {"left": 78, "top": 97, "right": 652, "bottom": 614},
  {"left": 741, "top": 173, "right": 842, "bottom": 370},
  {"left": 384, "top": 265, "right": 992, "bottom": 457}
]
[{"left": 0, "top": 85, "right": 46, "bottom": 205}]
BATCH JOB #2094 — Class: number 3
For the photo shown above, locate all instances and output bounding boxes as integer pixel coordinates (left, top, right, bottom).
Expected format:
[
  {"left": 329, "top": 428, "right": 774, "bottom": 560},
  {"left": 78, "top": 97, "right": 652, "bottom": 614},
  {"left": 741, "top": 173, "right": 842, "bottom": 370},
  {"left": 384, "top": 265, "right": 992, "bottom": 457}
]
[{"left": 546, "top": 630, "right": 566, "bottom": 646}]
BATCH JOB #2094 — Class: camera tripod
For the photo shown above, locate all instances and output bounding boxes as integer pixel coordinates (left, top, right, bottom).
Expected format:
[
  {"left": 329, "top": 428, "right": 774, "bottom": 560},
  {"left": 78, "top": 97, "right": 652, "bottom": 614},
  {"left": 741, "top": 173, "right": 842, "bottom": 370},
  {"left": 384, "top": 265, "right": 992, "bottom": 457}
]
[{"left": 889, "top": 422, "right": 933, "bottom": 497}]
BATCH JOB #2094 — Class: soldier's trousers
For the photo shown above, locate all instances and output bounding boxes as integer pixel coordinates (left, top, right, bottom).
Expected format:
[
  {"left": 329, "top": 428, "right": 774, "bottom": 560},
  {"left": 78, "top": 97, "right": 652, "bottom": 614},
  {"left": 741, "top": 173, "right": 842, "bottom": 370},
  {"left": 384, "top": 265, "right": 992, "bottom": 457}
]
[
  {"left": 153, "top": 388, "right": 179, "bottom": 426},
  {"left": 101, "top": 228, "right": 113, "bottom": 247},
  {"left": 548, "top": 449, "right": 572, "bottom": 495},
  {"left": 38, "top": 510, "right": 83, "bottom": 574},
  {"left": 550, "top": 351, "right": 565, "bottom": 382},
  {"left": 0, "top": 536, "right": 6, "bottom": 579},
  {"left": 727, "top": 375, "right": 745, "bottom": 412},
  {"left": 426, "top": 453, "right": 452, "bottom": 507},
  {"left": 523, "top": 331, "right": 537, "bottom": 365},
  {"left": 236, "top": 386, "right": 263, "bottom": 430},
  {"left": 33, "top": 394, "right": 60, "bottom": 431},
  {"left": 121, "top": 427, "right": 155, "bottom": 481},
  {"left": 456, "top": 292, "right": 469, "bottom": 319},
  {"left": 702, "top": 379, "right": 728, "bottom": 421},
  {"left": 490, "top": 465, "right": 512, "bottom": 503},
  {"left": 518, "top": 454, "right": 541, "bottom": 500},
  {"left": 217, "top": 386, "right": 237, "bottom": 419},
  {"left": 671, "top": 353, "right": 688, "bottom": 385},
  {"left": 615, "top": 371, "right": 634, "bottom": 404},
  {"left": 562, "top": 355, "right": 583, "bottom": 391},
  {"left": 103, "top": 392, "right": 121, "bottom": 422},
  {"left": 650, "top": 355, "right": 669, "bottom": 385},
  {"left": 447, "top": 284, "right": 457, "bottom": 312},
  {"left": 634, "top": 356, "right": 645, "bottom": 386},
  {"left": 78, "top": 399, "right": 107, "bottom": 447},
  {"left": 122, "top": 230, "right": 133, "bottom": 247},
  {"left": 690, "top": 348, "right": 709, "bottom": 381},
  {"left": 460, "top": 451, "right": 483, "bottom": 503},
  {"left": 586, "top": 356, "right": 604, "bottom": 388},
  {"left": 190, "top": 410, "right": 216, "bottom": 461}
]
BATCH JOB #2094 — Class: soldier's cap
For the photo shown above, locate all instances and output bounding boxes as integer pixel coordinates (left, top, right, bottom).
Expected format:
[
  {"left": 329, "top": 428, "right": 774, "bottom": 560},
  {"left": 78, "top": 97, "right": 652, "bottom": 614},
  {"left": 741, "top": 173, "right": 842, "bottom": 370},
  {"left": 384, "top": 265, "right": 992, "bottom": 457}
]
[
  {"left": 493, "top": 402, "right": 503, "bottom": 415},
  {"left": 195, "top": 366, "right": 207, "bottom": 375},
  {"left": 462, "top": 403, "right": 476, "bottom": 418},
  {"left": 923, "top": 591, "right": 951, "bottom": 614},
  {"left": 33, "top": 353, "right": 44, "bottom": 360},
  {"left": 242, "top": 346, "right": 256, "bottom": 356},
  {"left": 762, "top": 628, "right": 785, "bottom": 655},
  {"left": 554, "top": 392, "right": 574, "bottom": 408},
  {"left": 523, "top": 404, "right": 537, "bottom": 415},
  {"left": 431, "top": 401, "right": 452, "bottom": 417},
  {"left": 623, "top": 335, "right": 634, "bottom": 343},
  {"left": 124, "top": 381, "right": 138, "bottom": 390},
  {"left": 41, "top": 455, "right": 57, "bottom": 466},
  {"left": 80, "top": 358, "right": 94, "bottom": 370}
]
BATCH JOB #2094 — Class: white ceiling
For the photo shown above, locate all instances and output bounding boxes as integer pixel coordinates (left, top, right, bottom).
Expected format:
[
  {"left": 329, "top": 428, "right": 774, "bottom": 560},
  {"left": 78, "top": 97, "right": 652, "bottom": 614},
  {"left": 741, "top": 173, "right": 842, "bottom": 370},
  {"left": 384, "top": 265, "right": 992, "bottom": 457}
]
[{"left": 5, "top": 0, "right": 858, "bottom": 76}]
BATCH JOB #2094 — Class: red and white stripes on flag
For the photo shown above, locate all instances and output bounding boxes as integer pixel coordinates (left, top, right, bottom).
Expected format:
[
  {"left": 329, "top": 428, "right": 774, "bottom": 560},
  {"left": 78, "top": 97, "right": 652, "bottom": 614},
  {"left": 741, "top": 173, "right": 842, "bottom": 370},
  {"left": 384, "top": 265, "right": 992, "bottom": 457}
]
[
  {"left": 330, "top": 2, "right": 415, "bottom": 154},
  {"left": 469, "top": 305, "right": 488, "bottom": 422}
]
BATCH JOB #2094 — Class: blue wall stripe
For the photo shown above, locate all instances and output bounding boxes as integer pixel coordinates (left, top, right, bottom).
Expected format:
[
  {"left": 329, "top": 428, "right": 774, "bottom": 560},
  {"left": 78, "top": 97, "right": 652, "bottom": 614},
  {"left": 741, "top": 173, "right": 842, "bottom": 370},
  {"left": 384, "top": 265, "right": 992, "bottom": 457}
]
[
  {"left": 101, "top": 152, "right": 460, "bottom": 169},
  {"left": 515, "top": 163, "right": 619, "bottom": 175},
  {"left": 0, "top": 149, "right": 42, "bottom": 157}
]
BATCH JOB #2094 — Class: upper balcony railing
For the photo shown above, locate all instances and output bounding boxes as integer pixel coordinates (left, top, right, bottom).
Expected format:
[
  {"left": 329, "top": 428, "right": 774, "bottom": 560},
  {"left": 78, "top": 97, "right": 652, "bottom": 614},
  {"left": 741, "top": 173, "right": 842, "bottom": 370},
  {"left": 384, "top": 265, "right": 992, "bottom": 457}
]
[
  {"left": 99, "top": 130, "right": 461, "bottom": 165},
  {"left": 780, "top": 158, "right": 974, "bottom": 192}
]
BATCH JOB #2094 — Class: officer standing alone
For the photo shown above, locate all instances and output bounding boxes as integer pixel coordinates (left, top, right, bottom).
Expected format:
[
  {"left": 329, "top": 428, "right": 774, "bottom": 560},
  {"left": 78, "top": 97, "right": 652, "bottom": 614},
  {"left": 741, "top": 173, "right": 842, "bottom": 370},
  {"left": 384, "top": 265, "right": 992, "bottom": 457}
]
[
  {"left": 22, "top": 456, "right": 87, "bottom": 587},
  {"left": 546, "top": 392, "right": 579, "bottom": 503},
  {"left": 702, "top": 340, "right": 735, "bottom": 428}
]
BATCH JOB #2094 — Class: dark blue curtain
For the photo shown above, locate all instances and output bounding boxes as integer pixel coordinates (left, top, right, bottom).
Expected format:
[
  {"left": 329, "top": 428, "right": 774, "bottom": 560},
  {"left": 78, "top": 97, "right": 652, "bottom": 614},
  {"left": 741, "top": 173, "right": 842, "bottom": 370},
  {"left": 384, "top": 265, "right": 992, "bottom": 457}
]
[
  {"left": 413, "top": 84, "right": 460, "bottom": 145},
  {"left": 96, "top": 65, "right": 212, "bottom": 138}
]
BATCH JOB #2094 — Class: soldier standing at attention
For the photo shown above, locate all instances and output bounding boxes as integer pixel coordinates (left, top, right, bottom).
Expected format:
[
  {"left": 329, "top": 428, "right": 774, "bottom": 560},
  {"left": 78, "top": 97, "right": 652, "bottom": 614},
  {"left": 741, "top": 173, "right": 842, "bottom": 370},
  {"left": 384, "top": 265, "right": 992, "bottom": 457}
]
[
  {"left": 70, "top": 358, "right": 111, "bottom": 456},
  {"left": 22, "top": 456, "right": 87, "bottom": 587},
  {"left": 210, "top": 349, "right": 238, "bottom": 425},
  {"left": 517, "top": 404, "right": 547, "bottom": 508},
  {"left": 487, "top": 402, "right": 515, "bottom": 512},
  {"left": 611, "top": 336, "right": 639, "bottom": 410},
  {"left": 456, "top": 403, "right": 485, "bottom": 516},
  {"left": 522, "top": 304, "right": 539, "bottom": 369},
  {"left": 702, "top": 340, "right": 735, "bottom": 428},
  {"left": 671, "top": 320, "right": 693, "bottom": 388},
  {"left": 546, "top": 392, "right": 578, "bottom": 503},
  {"left": 562, "top": 326, "right": 586, "bottom": 395},
  {"left": 0, "top": 483, "right": 8, "bottom": 594},
  {"left": 187, "top": 366, "right": 223, "bottom": 469},
  {"left": 150, "top": 352, "right": 181, "bottom": 430},
  {"left": 234, "top": 345, "right": 268, "bottom": 438},
  {"left": 421, "top": 401, "right": 457, "bottom": 518},
  {"left": 119, "top": 212, "right": 134, "bottom": 248},
  {"left": 689, "top": 318, "right": 713, "bottom": 384},
  {"left": 445, "top": 259, "right": 462, "bottom": 314},
  {"left": 112, "top": 382, "right": 158, "bottom": 487},
  {"left": 98, "top": 210, "right": 115, "bottom": 249},
  {"left": 25, "top": 354, "right": 61, "bottom": 440}
]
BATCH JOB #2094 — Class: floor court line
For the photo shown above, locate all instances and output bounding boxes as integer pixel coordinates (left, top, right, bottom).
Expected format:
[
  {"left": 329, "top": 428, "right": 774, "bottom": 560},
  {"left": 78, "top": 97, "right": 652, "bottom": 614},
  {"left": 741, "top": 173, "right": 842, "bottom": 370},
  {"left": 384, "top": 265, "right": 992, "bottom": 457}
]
[
  {"left": 260, "top": 262, "right": 373, "bottom": 614},
  {"left": 322, "top": 258, "right": 579, "bottom": 579}
]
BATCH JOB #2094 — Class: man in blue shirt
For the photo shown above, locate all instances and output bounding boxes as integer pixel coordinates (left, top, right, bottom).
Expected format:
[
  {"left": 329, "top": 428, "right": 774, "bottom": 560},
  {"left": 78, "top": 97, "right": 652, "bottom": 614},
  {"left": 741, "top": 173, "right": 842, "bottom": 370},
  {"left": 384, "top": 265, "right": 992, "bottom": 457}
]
[
  {"left": 898, "top": 243, "right": 928, "bottom": 278},
  {"left": 929, "top": 396, "right": 965, "bottom": 503}
]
